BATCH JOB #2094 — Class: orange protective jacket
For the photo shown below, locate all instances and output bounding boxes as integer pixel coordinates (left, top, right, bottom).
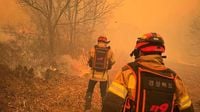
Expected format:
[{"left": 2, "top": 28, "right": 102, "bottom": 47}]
[{"left": 102, "top": 55, "right": 194, "bottom": 112}]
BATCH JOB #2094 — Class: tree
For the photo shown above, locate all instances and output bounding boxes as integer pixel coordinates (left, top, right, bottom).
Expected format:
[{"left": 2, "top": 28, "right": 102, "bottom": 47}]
[
  {"left": 18, "top": 0, "right": 122, "bottom": 59},
  {"left": 0, "top": 24, "right": 49, "bottom": 68},
  {"left": 63, "top": 0, "right": 121, "bottom": 57},
  {"left": 19, "top": 0, "right": 71, "bottom": 60}
]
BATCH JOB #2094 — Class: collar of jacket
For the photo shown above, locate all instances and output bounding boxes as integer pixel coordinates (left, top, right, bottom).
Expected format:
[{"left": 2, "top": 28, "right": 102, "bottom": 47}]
[{"left": 135, "top": 54, "right": 167, "bottom": 70}]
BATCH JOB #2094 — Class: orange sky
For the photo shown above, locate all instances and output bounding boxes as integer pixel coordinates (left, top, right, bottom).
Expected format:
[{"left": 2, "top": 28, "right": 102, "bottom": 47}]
[
  {"left": 102, "top": 0, "right": 200, "bottom": 63},
  {"left": 105, "top": 0, "right": 199, "bottom": 43},
  {"left": 0, "top": 0, "right": 200, "bottom": 64}
]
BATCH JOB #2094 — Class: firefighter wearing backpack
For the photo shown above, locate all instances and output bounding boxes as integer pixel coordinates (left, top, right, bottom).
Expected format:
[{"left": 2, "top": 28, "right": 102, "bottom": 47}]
[
  {"left": 102, "top": 33, "right": 194, "bottom": 112},
  {"left": 84, "top": 36, "right": 115, "bottom": 112}
]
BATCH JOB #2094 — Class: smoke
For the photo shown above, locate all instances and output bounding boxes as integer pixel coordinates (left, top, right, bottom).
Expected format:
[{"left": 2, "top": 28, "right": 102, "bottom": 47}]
[
  {"left": 101, "top": 0, "right": 200, "bottom": 66},
  {"left": 0, "top": 0, "right": 29, "bottom": 42},
  {"left": 0, "top": 0, "right": 29, "bottom": 24},
  {"left": 1, "top": 0, "right": 200, "bottom": 66}
]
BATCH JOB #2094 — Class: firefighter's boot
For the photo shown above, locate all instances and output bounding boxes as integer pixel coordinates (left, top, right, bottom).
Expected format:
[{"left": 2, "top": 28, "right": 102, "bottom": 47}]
[{"left": 84, "top": 92, "right": 92, "bottom": 112}]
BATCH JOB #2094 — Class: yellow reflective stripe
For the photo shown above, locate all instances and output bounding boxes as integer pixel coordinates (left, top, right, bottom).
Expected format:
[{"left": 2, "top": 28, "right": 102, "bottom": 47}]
[
  {"left": 108, "top": 82, "right": 128, "bottom": 99},
  {"left": 179, "top": 96, "right": 192, "bottom": 110},
  {"left": 128, "top": 75, "right": 136, "bottom": 89},
  {"left": 180, "top": 96, "right": 190, "bottom": 105},
  {"left": 180, "top": 100, "right": 192, "bottom": 110}
]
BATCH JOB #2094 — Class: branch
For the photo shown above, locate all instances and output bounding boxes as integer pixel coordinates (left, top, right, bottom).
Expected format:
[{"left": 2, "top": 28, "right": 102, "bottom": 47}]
[
  {"left": 77, "top": 0, "right": 93, "bottom": 12},
  {"left": 20, "top": 0, "right": 48, "bottom": 18},
  {"left": 53, "top": 0, "right": 71, "bottom": 28}
]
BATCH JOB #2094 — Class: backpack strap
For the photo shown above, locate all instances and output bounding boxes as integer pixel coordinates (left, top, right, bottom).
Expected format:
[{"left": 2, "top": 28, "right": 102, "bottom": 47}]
[
  {"left": 126, "top": 62, "right": 140, "bottom": 112},
  {"left": 166, "top": 68, "right": 177, "bottom": 79},
  {"left": 127, "top": 62, "right": 139, "bottom": 74}
]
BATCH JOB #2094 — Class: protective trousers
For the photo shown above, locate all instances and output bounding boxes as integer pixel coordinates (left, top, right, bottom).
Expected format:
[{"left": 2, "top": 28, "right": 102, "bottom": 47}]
[{"left": 84, "top": 79, "right": 108, "bottom": 111}]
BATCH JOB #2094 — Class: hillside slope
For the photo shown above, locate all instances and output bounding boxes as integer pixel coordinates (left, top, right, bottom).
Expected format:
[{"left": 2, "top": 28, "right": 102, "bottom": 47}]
[{"left": 0, "top": 62, "right": 200, "bottom": 112}]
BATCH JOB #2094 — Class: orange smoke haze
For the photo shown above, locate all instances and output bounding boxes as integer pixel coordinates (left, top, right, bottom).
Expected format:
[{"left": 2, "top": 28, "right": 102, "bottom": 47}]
[
  {"left": 99, "top": 0, "right": 200, "bottom": 65},
  {"left": 0, "top": 0, "right": 28, "bottom": 25},
  {"left": 0, "top": 0, "right": 200, "bottom": 65},
  {"left": 0, "top": 0, "right": 29, "bottom": 41}
]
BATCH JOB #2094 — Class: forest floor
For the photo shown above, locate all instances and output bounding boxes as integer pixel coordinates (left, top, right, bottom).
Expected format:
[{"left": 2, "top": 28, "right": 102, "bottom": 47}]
[
  {"left": 0, "top": 62, "right": 200, "bottom": 112},
  {"left": 0, "top": 64, "right": 102, "bottom": 112}
]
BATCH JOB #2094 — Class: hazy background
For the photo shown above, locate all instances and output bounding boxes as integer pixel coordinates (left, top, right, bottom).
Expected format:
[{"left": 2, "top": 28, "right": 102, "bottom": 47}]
[
  {"left": 104, "top": 0, "right": 200, "bottom": 65},
  {"left": 1, "top": 0, "right": 200, "bottom": 64}
]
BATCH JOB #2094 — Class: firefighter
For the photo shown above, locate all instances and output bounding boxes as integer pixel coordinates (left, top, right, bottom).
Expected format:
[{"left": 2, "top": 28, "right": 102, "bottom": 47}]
[
  {"left": 102, "top": 33, "right": 194, "bottom": 112},
  {"left": 84, "top": 36, "right": 115, "bottom": 112}
]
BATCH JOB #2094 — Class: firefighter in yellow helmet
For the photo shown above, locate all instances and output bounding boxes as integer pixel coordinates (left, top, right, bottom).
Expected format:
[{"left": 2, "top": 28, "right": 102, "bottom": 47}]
[
  {"left": 84, "top": 36, "right": 115, "bottom": 112},
  {"left": 102, "top": 33, "right": 194, "bottom": 112}
]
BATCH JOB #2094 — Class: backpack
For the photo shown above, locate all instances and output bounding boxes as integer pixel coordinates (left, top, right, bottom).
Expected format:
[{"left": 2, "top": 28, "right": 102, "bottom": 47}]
[
  {"left": 88, "top": 45, "right": 110, "bottom": 72},
  {"left": 127, "top": 62, "right": 176, "bottom": 112}
]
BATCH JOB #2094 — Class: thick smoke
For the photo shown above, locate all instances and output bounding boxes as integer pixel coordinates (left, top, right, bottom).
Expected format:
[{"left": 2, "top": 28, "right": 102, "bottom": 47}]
[{"left": 99, "top": 0, "right": 200, "bottom": 66}]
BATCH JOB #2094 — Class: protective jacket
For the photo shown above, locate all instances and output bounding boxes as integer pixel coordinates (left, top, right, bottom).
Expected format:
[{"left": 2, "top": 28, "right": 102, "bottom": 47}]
[
  {"left": 102, "top": 55, "right": 194, "bottom": 112},
  {"left": 88, "top": 45, "right": 115, "bottom": 81}
]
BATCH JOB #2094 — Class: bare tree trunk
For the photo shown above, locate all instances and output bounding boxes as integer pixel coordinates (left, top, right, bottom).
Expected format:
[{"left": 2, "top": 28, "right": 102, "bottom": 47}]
[{"left": 71, "top": 0, "right": 79, "bottom": 57}]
